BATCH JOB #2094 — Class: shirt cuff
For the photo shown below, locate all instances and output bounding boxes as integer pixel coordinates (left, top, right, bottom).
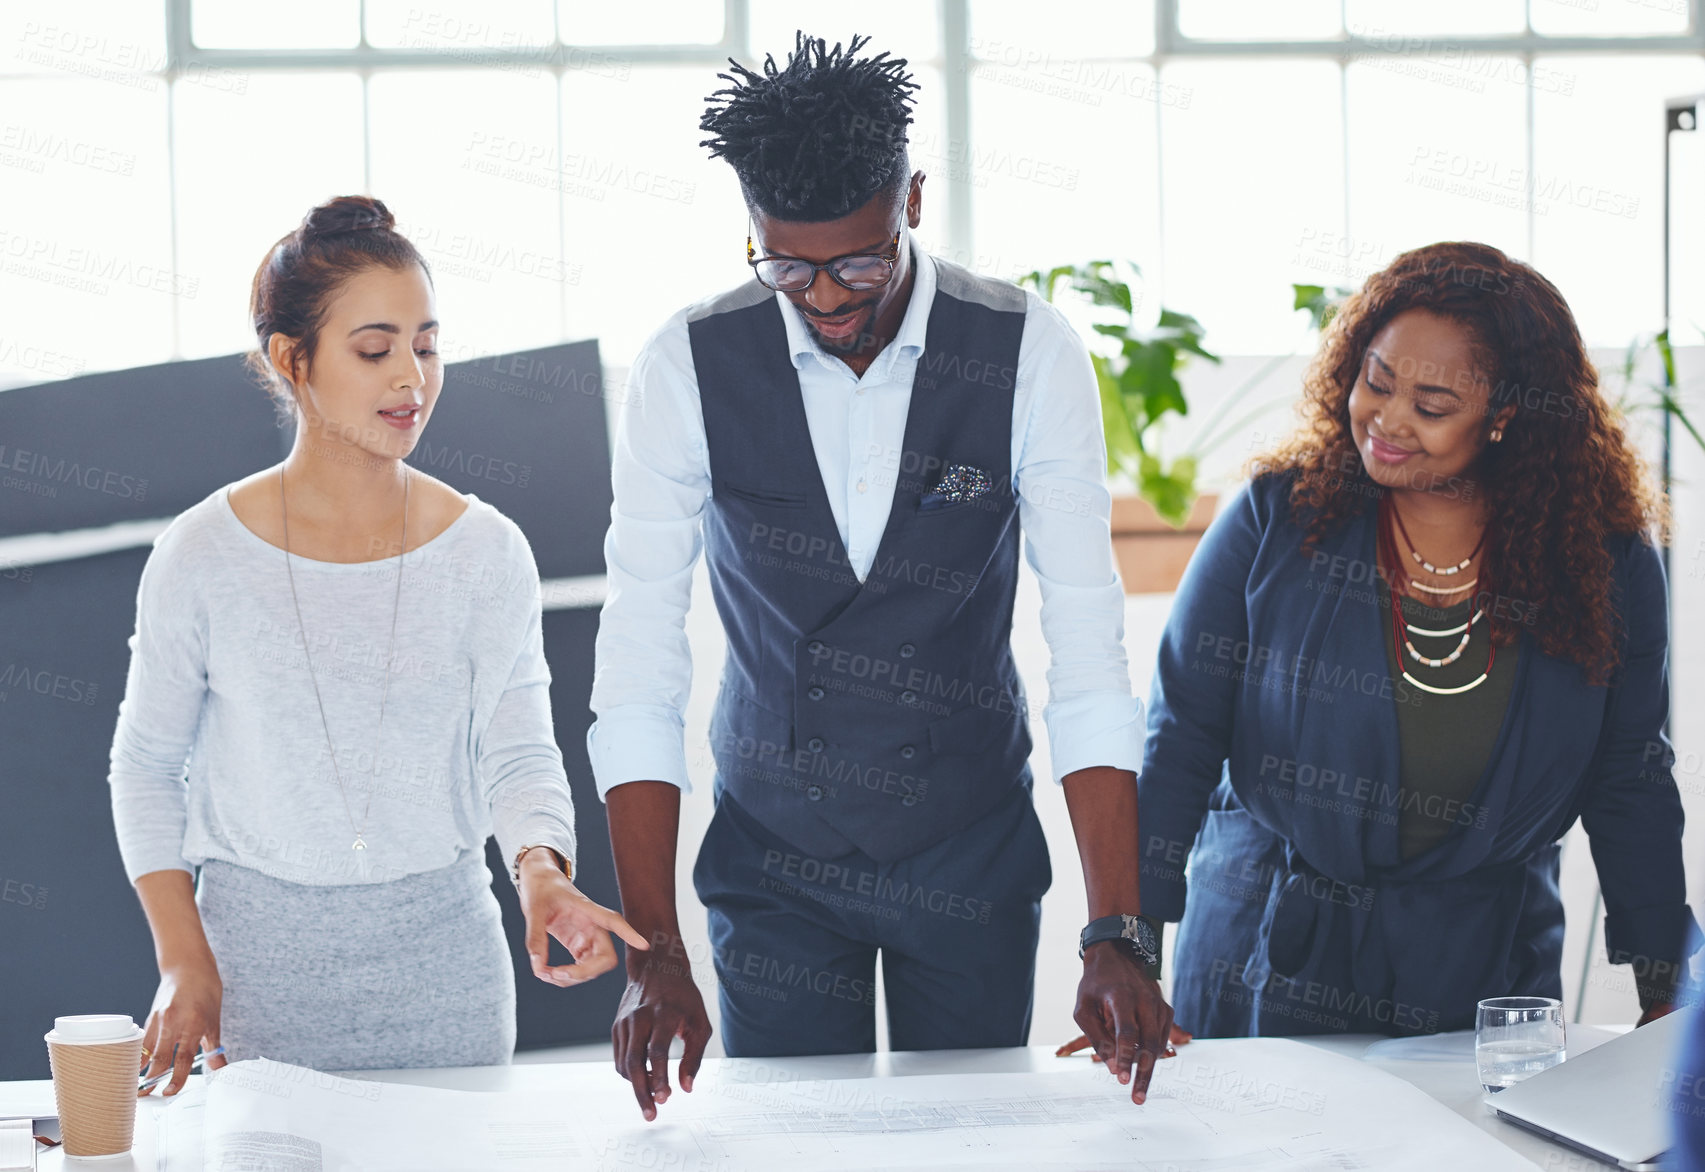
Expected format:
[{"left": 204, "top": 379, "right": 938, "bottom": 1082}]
[
  {"left": 119, "top": 850, "right": 195, "bottom": 886},
  {"left": 488, "top": 775, "right": 578, "bottom": 887},
  {"left": 587, "top": 705, "right": 694, "bottom": 800},
  {"left": 1604, "top": 902, "right": 1700, "bottom": 1001},
  {"left": 494, "top": 818, "right": 578, "bottom": 888},
  {"left": 1043, "top": 692, "right": 1145, "bottom": 784}
]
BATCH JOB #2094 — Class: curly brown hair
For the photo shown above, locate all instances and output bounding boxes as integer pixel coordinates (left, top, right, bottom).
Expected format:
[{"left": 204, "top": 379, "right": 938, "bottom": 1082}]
[{"left": 1251, "top": 241, "right": 1666, "bottom": 685}]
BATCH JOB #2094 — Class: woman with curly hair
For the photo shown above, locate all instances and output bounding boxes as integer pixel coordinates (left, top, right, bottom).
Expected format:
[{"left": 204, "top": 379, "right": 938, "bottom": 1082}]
[{"left": 1129, "top": 241, "right": 1694, "bottom": 1037}]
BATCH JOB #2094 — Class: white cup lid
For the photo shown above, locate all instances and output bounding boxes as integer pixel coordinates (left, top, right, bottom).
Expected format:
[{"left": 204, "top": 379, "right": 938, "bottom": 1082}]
[{"left": 51, "top": 1015, "right": 138, "bottom": 1042}]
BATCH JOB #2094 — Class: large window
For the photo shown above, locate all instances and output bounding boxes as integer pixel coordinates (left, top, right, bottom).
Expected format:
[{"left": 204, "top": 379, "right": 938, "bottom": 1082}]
[
  {"left": 2, "top": 0, "right": 1701, "bottom": 381},
  {"left": 5, "top": 0, "right": 1703, "bottom": 1032}
]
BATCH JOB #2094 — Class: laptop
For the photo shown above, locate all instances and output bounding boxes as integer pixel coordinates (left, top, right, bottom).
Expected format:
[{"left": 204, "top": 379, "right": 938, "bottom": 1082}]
[{"left": 1488, "top": 1005, "right": 1696, "bottom": 1170}]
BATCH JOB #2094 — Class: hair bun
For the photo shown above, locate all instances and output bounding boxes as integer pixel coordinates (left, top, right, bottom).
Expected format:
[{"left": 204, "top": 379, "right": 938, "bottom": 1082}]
[{"left": 299, "top": 195, "right": 395, "bottom": 241}]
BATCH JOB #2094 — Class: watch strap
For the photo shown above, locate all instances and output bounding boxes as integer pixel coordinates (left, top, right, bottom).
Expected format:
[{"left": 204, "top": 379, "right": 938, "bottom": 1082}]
[{"left": 1079, "top": 912, "right": 1162, "bottom": 977}]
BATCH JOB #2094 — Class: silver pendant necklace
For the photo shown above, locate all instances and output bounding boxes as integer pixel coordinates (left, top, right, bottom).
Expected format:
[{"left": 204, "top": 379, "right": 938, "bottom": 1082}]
[{"left": 279, "top": 464, "right": 408, "bottom": 851}]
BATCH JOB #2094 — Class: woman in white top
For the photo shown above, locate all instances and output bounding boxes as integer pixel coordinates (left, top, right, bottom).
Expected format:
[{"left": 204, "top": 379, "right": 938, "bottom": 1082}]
[{"left": 109, "top": 195, "right": 645, "bottom": 1094}]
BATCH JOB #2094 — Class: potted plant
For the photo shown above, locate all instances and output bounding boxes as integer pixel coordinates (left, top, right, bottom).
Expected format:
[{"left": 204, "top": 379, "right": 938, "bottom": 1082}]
[
  {"left": 1016, "top": 261, "right": 1215, "bottom": 592},
  {"left": 1019, "top": 264, "right": 1349, "bottom": 592}
]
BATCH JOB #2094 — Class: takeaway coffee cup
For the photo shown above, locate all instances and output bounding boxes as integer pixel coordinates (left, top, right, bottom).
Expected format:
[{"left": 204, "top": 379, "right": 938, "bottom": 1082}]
[{"left": 44, "top": 1014, "right": 145, "bottom": 1159}]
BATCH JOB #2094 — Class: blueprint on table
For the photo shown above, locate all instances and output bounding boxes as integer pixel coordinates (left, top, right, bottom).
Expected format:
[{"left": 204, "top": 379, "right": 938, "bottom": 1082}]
[{"left": 158, "top": 1038, "right": 1534, "bottom": 1171}]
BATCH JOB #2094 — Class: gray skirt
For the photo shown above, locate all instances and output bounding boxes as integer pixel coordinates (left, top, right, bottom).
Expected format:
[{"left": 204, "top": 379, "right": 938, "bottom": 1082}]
[{"left": 196, "top": 848, "right": 515, "bottom": 1071}]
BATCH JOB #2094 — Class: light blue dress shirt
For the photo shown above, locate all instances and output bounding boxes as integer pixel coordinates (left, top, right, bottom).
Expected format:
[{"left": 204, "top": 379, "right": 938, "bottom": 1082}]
[{"left": 587, "top": 239, "right": 1143, "bottom": 798}]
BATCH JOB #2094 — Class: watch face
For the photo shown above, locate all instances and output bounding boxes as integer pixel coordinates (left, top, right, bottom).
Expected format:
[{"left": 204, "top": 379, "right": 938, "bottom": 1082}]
[{"left": 1126, "top": 915, "right": 1159, "bottom": 958}]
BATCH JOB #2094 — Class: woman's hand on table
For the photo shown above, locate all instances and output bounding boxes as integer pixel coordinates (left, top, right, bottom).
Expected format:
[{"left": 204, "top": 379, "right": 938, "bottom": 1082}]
[
  {"left": 1055, "top": 1022, "right": 1193, "bottom": 1060},
  {"left": 139, "top": 957, "right": 226, "bottom": 1097},
  {"left": 517, "top": 851, "right": 650, "bottom": 987}
]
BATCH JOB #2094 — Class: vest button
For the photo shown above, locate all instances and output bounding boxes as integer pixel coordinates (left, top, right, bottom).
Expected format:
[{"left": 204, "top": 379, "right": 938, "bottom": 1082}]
[
  {"left": 807, "top": 640, "right": 826, "bottom": 656},
  {"left": 807, "top": 686, "right": 825, "bottom": 700},
  {"left": 900, "top": 745, "right": 916, "bottom": 759},
  {"left": 901, "top": 794, "right": 918, "bottom": 807},
  {"left": 900, "top": 689, "right": 917, "bottom": 704},
  {"left": 807, "top": 784, "right": 824, "bottom": 801},
  {"left": 807, "top": 737, "right": 825, "bottom": 752},
  {"left": 899, "top": 643, "right": 915, "bottom": 658}
]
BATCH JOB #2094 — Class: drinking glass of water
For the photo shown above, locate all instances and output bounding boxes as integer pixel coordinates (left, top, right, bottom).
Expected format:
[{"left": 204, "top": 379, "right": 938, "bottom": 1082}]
[{"left": 1476, "top": 996, "right": 1566, "bottom": 1093}]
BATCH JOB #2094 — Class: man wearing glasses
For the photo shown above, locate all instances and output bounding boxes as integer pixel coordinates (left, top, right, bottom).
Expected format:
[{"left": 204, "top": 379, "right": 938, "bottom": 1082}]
[{"left": 588, "top": 31, "right": 1177, "bottom": 1121}]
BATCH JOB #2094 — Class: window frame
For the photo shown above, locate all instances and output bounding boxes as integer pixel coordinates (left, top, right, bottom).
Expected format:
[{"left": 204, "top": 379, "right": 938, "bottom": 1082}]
[
  {"left": 151, "top": 0, "right": 1705, "bottom": 283},
  {"left": 2, "top": 0, "right": 1700, "bottom": 355}
]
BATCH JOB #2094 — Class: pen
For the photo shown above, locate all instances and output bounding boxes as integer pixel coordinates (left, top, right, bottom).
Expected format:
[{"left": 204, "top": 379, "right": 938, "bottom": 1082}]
[{"left": 138, "top": 1045, "right": 225, "bottom": 1091}]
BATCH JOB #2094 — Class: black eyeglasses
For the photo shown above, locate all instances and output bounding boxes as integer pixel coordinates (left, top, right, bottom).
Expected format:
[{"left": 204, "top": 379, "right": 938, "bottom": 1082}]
[{"left": 746, "top": 226, "right": 903, "bottom": 293}]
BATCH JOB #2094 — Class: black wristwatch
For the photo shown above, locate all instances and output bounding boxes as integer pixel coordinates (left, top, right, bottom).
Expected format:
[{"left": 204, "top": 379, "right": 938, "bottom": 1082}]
[{"left": 1080, "top": 913, "right": 1162, "bottom": 978}]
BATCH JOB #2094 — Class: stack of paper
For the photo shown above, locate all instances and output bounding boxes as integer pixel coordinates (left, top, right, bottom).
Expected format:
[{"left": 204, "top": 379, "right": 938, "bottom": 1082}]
[{"left": 0, "top": 1119, "right": 35, "bottom": 1172}]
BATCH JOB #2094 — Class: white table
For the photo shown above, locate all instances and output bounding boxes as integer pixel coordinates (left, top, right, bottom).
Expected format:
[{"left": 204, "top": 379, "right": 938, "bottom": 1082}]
[{"left": 7, "top": 1031, "right": 1622, "bottom": 1170}]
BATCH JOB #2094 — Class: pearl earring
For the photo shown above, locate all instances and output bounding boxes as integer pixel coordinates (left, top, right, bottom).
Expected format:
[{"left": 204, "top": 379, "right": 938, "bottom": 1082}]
[{"left": 1490, "top": 428, "right": 1504, "bottom": 442}]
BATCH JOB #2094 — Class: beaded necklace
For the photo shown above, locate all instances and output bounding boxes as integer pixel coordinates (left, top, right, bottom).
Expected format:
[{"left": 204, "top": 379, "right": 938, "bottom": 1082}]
[{"left": 1377, "top": 493, "right": 1497, "bottom": 695}]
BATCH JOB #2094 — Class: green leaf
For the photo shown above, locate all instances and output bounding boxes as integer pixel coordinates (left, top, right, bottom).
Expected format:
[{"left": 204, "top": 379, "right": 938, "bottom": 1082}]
[
  {"left": 1615, "top": 335, "right": 1641, "bottom": 391},
  {"left": 1016, "top": 264, "right": 1080, "bottom": 304},
  {"left": 1136, "top": 452, "right": 1199, "bottom": 528},
  {"left": 1153, "top": 308, "right": 1220, "bottom": 364},
  {"left": 1097, "top": 361, "right": 1140, "bottom": 476},
  {"left": 1613, "top": 328, "right": 1705, "bottom": 458},
  {"left": 1072, "top": 273, "right": 1134, "bottom": 314},
  {"left": 1655, "top": 385, "right": 1705, "bottom": 454},
  {"left": 1125, "top": 344, "right": 1187, "bottom": 422},
  {"left": 1155, "top": 308, "right": 1204, "bottom": 331},
  {"left": 1171, "top": 334, "right": 1221, "bottom": 364},
  {"left": 1292, "top": 282, "right": 1350, "bottom": 333}
]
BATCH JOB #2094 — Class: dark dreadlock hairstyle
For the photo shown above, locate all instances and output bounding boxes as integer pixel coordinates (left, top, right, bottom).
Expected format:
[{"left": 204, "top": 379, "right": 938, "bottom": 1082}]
[{"left": 700, "top": 31, "right": 920, "bottom": 222}]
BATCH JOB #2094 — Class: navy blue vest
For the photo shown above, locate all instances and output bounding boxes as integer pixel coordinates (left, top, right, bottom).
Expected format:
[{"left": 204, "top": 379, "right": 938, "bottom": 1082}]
[{"left": 688, "top": 257, "right": 1033, "bottom": 863}]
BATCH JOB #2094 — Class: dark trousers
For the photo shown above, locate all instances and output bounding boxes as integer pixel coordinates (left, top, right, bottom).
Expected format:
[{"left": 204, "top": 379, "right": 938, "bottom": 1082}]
[{"left": 691, "top": 783, "right": 1053, "bottom": 1057}]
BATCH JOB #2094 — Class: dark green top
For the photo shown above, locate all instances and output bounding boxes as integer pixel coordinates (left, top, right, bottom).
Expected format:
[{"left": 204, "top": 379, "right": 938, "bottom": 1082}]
[{"left": 1375, "top": 586, "right": 1520, "bottom": 861}]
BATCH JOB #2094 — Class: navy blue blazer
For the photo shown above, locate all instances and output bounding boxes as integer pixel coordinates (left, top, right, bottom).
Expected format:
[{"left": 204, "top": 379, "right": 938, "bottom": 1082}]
[{"left": 1138, "top": 470, "right": 1694, "bottom": 1036}]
